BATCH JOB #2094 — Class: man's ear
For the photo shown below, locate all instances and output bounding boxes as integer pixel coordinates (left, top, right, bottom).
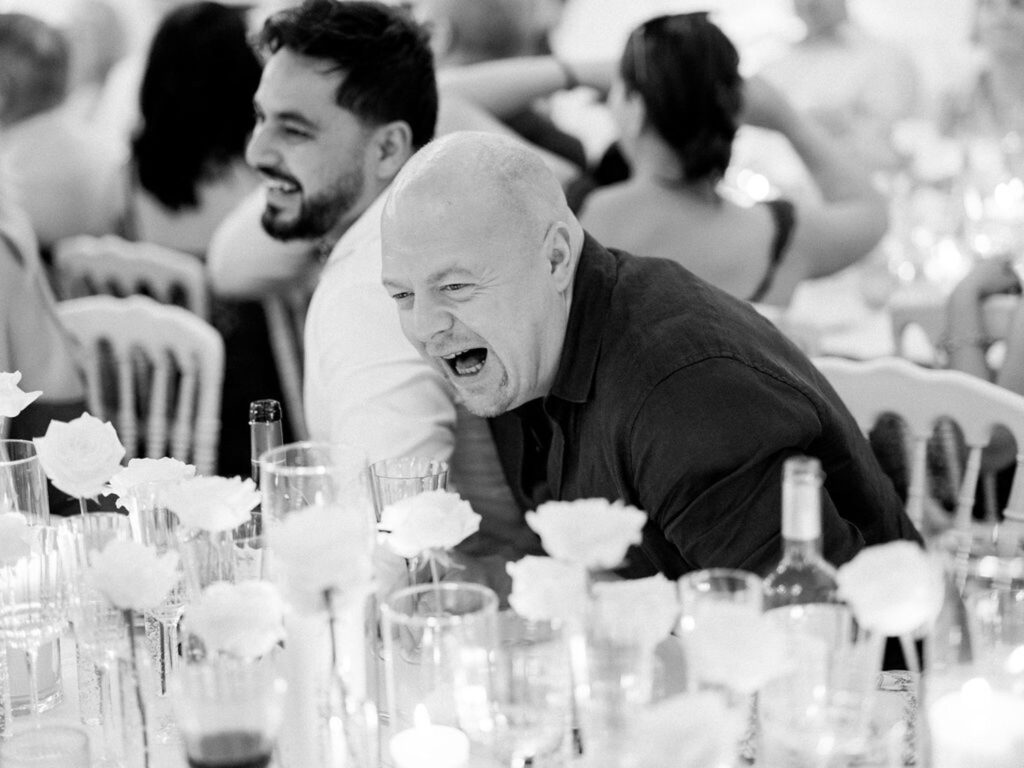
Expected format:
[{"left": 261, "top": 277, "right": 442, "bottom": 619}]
[
  {"left": 371, "top": 121, "right": 415, "bottom": 182},
  {"left": 545, "top": 221, "right": 578, "bottom": 293}
]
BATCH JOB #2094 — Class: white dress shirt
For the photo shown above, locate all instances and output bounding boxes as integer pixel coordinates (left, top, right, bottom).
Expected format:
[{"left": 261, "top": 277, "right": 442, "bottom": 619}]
[{"left": 303, "top": 192, "right": 456, "bottom": 464}]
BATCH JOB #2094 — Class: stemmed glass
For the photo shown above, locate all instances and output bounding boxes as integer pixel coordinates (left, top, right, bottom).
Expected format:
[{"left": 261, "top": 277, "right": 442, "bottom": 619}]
[
  {"left": 58, "top": 512, "right": 132, "bottom": 766},
  {"left": 0, "top": 525, "right": 68, "bottom": 721}
]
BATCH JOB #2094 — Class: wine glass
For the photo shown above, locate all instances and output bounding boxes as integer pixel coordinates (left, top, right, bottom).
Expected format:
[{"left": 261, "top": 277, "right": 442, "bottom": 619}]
[
  {"left": 170, "top": 655, "right": 287, "bottom": 768},
  {"left": 0, "top": 526, "right": 67, "bottom": 721}
]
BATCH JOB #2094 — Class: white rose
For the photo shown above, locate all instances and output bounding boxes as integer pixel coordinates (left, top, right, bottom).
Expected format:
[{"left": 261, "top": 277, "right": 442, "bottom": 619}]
[
  {"left": 379, "top": 490, "right": 481, "bottom": 559},
  {"left": 161, "top": 475, "right": 260, "bottom": 532},
  {"left": 33, "top": 413, "right": 126, "bottom": 499},
  {"left": 106, "top": 457, "right": 196, "bottom": 515},
  {"left": 682, "top": 603, "right": 790, "bottom": 694},
  {"left": 273, "top": 503, "right": 374, "bottom": 613},
  {"left": 591, "top": 574, "right": 680, "bottom": 648},
  {"left": 87, "top": 539, "right": 180, "bottom": 612},
  {"left": 0, "top": 371, "right": 41, "bottom": 418},
  {"left": 526, "top": 498, "right": 646, "bottom": 570},
  {"left": 837, "top": 541, "right": 944, "bottom": 635},
  {"left": 506, "top": 555, "right": 587, "bottom": 623},
  {"left": 184, "top": 580, "right": 285, "bottom": 659},
  {"left": 0, "top": 512, "right": 30, "bottom": 562}
]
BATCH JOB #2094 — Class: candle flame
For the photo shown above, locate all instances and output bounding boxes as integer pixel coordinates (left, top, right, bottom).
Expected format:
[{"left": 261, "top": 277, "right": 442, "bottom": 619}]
[{"left": 413, "top": 703, "right": 431, "bottom": 728}]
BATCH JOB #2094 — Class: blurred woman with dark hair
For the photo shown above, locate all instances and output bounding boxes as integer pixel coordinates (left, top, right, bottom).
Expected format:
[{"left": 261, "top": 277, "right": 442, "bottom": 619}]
[
  {"left": 127, "top": 0, "right": 262, "bottom": 255},
  {"left": 579, "top": 13, "right": 888, "bottom": 306}
]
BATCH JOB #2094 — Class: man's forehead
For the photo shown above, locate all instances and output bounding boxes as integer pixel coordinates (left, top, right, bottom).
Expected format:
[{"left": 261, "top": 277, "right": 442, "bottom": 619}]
[{"left": 256, "top": 49, "right": 345, "bottom": 107}]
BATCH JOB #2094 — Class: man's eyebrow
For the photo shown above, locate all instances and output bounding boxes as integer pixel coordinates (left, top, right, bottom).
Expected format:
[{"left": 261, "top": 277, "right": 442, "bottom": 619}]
[{"left": 425, "top": 266, "right": 475, "bottom": 283}]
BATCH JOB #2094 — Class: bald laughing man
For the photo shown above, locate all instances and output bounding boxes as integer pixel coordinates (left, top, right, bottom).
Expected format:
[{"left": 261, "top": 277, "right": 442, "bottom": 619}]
[{"left": 381, "top": 131, "right": 920, "bottom": 582}]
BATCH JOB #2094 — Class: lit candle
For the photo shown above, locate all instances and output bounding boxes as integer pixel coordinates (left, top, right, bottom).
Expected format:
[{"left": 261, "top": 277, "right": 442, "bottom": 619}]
[
  {"left": 928, "top": 677, "right": 1024, "bottom": 768},
  {"left": 389, "top": 705, "right": 470, "bottom": 768}
]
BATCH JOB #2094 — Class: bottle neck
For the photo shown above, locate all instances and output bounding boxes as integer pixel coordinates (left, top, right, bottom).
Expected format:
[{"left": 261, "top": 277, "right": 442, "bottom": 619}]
[{"left": 780, "top": 535, "right": 823, "bottom": 562}]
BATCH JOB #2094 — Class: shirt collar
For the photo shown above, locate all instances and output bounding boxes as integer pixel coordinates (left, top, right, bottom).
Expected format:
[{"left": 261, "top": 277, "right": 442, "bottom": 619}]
[
  {"left": 324, "top": 188, "right": 389, "bottom": 266},
  {"left": 547, "top": 233, "right": 615, "bottom": 405}
]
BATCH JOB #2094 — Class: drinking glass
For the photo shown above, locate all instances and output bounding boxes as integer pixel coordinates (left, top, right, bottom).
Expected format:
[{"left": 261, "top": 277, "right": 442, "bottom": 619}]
[
  {"left": 369, "top": 457, "right": 449, "bottom": 523},
  {"left": 57, "top": 512, "right": 132, "bottom": 733},
  {"left": 758, "top": 603, "right": 882, "bottom": 768},
  {"left": 231, "top": 513, "right": 265, "bottom": 581},
  {"left": 459, "top": 611, "right": 571, "bottom": 767},
  {"left": 0, "top": 526, "right": 67, "bottom": 720},
  {"left": 0, "top": 722, "right": 91, "bottom": 768},
  {"left": 0, "top": 439, "right": 50, "bottom": 523},
  {"left": 677, "top": 569, "right": 764, "bottom": 766},
  {"left": 925, "top": 523, "right": 1024, "bottom": 768},
  {"left": 381, "top": 582, "right": 499, "bottom": 733},
  {"left": 170, "top": 655, "right": 287, "bottom": 768}
]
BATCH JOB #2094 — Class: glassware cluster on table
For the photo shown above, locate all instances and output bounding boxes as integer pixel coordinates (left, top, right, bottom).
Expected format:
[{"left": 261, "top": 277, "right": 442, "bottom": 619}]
[{"left": 3, "top": 411, "right": 1024, "bottom": 768}]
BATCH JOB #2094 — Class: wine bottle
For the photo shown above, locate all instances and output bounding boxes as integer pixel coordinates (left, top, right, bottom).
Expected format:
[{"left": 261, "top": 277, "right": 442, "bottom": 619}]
[
  {"left": 762, "top": 455, "right": 839, "bottom": 610},
  {"left": 248, "top": 399, "right": 283, "bottom": 488}
]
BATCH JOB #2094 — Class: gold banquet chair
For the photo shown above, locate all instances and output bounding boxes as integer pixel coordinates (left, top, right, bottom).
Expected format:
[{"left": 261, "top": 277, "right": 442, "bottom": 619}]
[
  {"left": 813, "top": 356, "right": 1024, "bottom": 535},
  {"left": 57, "top": 295, "right": 224, "bottom": 474},
  {"left": 54, "top": 235, "right": 210, "bottom": 320}
]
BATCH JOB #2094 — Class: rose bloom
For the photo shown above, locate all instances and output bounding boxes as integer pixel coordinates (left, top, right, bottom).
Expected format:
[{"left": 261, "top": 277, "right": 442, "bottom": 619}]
[
  {"left": 161, "top": 476, "right": 260, "bottom": 532},
  {"left": 273, "top": 503, "right": 374, "bottom": 612},
  {"left": 837, "top": 540, "right": 944, "bottom": 635},
  {"left": 106, "top": 457, "right": 196, "bottom": 515},
  {"left": 526, "top": 498, "right": 646, "bottom": 570},
  {"left": 591, "top": 574, "right": 680, "bottom": 648},
  {"left": 34, "top": 413, "right": 126, "bottom": 499},
  {"left": 0, "top": 371, "right": 41, "bottom": 418},
  {"left": 507, "top": 555, "right": 587, "bottom": 623},
  {"left": 185, "top": 580, "right": 285, "bottom": 659},
  {"left": 88, "top": 540, "right": 180, "bottom": 612},
  {"left": 379, "top": 490, "right": 481, "bottom": 559}
]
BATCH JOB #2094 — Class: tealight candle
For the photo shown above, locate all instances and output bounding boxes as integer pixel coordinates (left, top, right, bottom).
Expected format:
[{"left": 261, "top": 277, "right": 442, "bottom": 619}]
[
  {"left": 928, "top": 677, "right": 1024, "bottom": 768},
  {"left": 389, "top": 705, "right": 470, "bottom": 768}
]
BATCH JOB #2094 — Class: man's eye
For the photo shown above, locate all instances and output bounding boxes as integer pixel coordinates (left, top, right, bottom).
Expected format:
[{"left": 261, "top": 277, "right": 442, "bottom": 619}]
[
  {"left": 442, "top": 283, "right": 469, "bottom": 293},
  {"left": 391, "top": 291, "right": 412, "bottom": 302}
]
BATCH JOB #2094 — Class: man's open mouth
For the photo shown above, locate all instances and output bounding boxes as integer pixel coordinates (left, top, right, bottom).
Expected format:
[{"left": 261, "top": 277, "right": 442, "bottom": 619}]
[{"left": 441, "top": 348, "right": 488, "bottom": 377}]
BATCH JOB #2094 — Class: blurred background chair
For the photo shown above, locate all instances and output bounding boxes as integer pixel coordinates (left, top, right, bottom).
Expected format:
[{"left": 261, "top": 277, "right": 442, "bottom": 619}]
[
  {"left": 57, "top": 294, "right": 223, "bottom": 474},
  {"left": 53, "top": 234, "right": 210, "bottom": 319},
  {"left": 814, "top": 355, "right": 1024, "bottom": 536}
]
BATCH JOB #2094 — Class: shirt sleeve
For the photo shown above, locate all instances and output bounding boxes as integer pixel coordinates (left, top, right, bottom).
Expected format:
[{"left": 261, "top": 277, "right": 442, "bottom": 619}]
[
  {"left": 303, "top": 262, "right": 456, "bottom": 465},
  {"left": 628, "top": 357, "right": 865, "bottom": 575}
]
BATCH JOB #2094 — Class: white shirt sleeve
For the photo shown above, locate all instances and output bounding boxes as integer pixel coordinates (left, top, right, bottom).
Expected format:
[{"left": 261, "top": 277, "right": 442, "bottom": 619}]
[
  {"left": 207, "top": 189, "right": 320, "bottom": 298},
  {"left": 303, "top": 254, "right": 456, "bottom": 465}
]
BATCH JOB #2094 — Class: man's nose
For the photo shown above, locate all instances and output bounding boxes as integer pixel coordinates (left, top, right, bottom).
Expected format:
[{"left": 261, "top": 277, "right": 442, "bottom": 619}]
[
  {"left": 411, "top": 295, "right": 454, "bottom": 342},
  {"left": 245, "top": 122, "right": 275, "bottom": 169}
]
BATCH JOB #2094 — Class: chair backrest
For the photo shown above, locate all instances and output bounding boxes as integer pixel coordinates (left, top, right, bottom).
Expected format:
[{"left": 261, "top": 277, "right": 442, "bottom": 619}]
[
  {"left": 57, "top": 295, "right": 224, "bottom": 474},
  {"left": 54, "top": 235, "right": 210, "bottom": 320},
  {"left": 262, "top": 283, "right": 313, "bottom": 441},
  {"left": 813, "top": 356, "right": 1024, "bottom": 533}
]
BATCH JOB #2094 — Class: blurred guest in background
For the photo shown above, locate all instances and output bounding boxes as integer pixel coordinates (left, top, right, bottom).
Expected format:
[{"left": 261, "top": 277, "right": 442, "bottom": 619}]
[
  {"left": 757, "top": 0, "right": 920, "bottom": 172},
  {"left": 126, "top": 0, "right": 261, "bottom": 255},
  {"left": 380, "top": 131, "right": 920, "bottom": 580},
  {"left": 0, "top": 174, "right": 85, "bottom": 439},
  {"left": 579, "top": 13, "right": 887, "bottom": 307},
  {"left": 0, "top": 12, "right": 123, "bottom": 254}
]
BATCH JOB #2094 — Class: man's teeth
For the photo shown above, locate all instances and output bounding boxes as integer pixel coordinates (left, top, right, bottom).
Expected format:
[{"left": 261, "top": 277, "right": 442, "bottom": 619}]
[
  {"left": 442, "top": 349, "right": 486, "bottom": 376},
  {"left": 266, "top": 179, "right": 298, "bottom": 193}
]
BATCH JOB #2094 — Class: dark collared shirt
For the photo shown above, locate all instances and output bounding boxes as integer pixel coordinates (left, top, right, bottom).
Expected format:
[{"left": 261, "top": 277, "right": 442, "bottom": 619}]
[{"left": 490, "top": 235, "right": 920, "bottom": 578}]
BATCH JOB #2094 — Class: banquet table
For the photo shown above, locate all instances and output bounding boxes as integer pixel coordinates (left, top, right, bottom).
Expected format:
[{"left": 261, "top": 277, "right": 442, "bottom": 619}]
[{"left": 23, "top": 633, "right": 920, "bottom": 768}]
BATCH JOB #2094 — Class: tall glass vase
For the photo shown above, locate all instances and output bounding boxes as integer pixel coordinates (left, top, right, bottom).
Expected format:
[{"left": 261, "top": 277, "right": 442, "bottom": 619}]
[{"left": 260, "top": 441, "right": 373, "bottom": 768}]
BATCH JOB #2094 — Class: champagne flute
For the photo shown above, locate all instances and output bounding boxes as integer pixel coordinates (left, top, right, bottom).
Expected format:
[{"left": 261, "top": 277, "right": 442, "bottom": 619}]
[{"left": 0, "top": 526, "right": 67, "bottom": 721}]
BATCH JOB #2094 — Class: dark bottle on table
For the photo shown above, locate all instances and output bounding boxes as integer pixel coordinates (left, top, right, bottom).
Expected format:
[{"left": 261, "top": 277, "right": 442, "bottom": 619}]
[
  {"left": 762, "top": 455, "right": 840, "bottom": 610},
  {"left": 249, "top": 398, "right": 284, "bottom": 489},
  {"left": 186, "top": 730, "right": 273, "bottom": 768}
]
